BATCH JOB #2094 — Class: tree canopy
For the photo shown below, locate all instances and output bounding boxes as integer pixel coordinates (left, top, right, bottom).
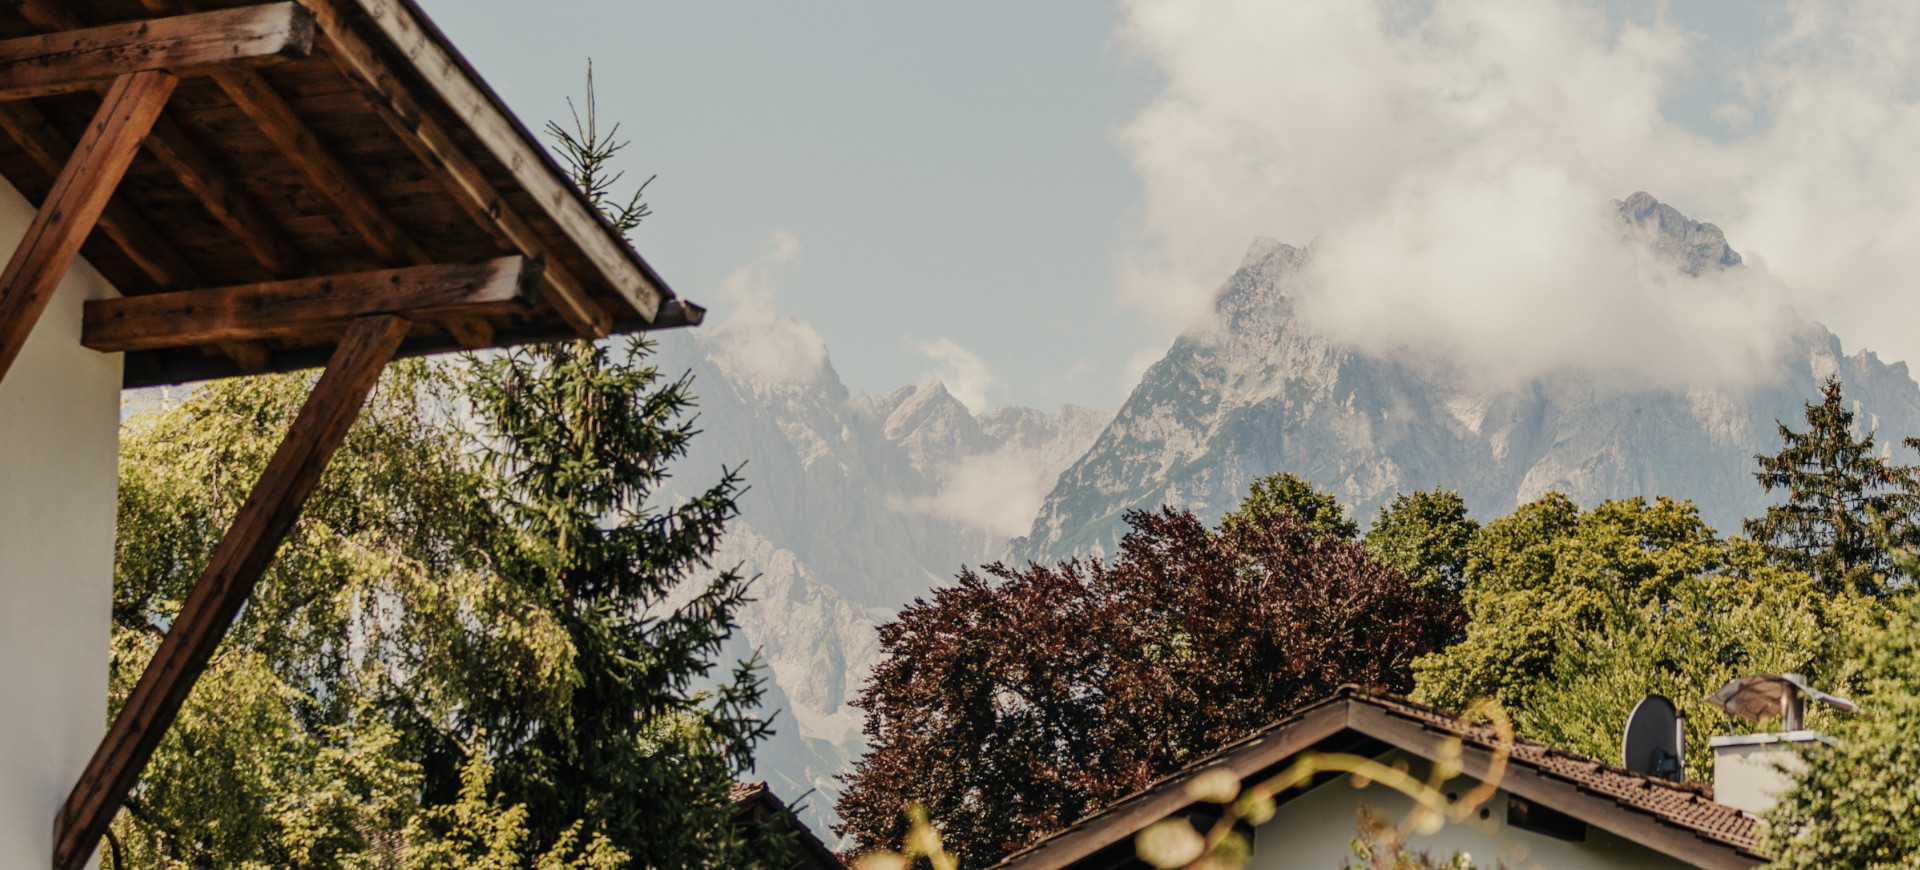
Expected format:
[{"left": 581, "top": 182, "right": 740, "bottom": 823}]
[
  {"left": 1745, "top": 375, "right": 1920, "bottom": 596},
  {"left": 113, "top": 345, "right": 786, "bottom": 869},
  {"left": 836, "top": 503, "right": 1460, "bottom": 868}
]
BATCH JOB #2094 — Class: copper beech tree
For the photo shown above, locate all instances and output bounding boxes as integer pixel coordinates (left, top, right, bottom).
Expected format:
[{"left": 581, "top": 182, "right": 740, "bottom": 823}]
[{"left": 835, "top": 506, "right": 1464, "bottom": 868}]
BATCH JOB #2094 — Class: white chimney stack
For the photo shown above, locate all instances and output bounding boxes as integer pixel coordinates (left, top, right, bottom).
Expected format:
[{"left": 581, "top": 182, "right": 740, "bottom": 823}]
[{"left": 1702, "top": 673, "right": 1855, "bottom": 817}]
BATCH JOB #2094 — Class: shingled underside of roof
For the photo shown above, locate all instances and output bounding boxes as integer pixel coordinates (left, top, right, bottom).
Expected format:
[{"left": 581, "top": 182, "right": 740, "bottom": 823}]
[{"left": 991, "top": 688, "right": 1764, "bottom": 870}]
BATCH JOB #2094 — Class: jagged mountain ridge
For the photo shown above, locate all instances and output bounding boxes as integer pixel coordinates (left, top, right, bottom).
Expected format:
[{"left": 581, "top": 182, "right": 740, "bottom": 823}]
[
  {"left": 647, "top": 326, "right": 1110, "bottom": 836},
  {"left": 1014, "top": 193, "right": 1920, "bottom": 565}
]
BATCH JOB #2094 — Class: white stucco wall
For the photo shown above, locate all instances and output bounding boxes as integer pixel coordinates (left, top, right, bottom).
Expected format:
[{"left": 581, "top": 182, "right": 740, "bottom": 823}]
[
  {"left": 0, "top": 177, "right": 123, "bottom": 869},
  {"left": 1247, "top": 752, "right": 1697, "bottom": 870}
]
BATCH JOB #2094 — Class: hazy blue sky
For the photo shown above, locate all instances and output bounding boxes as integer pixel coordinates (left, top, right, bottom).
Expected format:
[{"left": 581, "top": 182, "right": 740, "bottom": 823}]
[{"left": 415, "top": 0, "right": 1904, "bottom": 412}]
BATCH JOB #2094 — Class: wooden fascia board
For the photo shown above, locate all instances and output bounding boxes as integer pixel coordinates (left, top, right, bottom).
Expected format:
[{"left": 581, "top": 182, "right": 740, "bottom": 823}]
[
  {"left": 82, "top": 256, "right": 539, "bottom": 351},
  {"left": 994, "top": 701, "right": 1351, "bottom": 870},
  {"left": 1345, "top": 704, "right": 1764, "bottom": 870},
  {"left": 343, "top": 0, "right": 671, "bottom": 322},
  {"left": 0, "top": 4, "right": 315, "bottom": 101}
]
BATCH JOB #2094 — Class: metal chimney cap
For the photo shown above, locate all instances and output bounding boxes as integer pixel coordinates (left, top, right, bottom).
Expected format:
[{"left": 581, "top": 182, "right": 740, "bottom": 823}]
[{"left": 1703, "top": 673, "right": 1859, "bottom": 724}]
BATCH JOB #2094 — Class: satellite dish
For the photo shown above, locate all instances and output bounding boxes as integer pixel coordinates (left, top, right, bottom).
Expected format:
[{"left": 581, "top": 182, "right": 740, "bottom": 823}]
[{"left": 1622, "top": 694, "right": 1685, "bottom": 782}]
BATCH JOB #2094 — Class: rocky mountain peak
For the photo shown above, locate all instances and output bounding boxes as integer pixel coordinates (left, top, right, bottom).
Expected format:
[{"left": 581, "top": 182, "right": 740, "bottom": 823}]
[{"left": 1616, "top": 191, "right": 1743, "bottom": 275}]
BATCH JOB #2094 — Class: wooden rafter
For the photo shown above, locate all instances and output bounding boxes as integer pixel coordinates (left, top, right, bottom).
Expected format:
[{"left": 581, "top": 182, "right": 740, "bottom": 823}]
[
  {"left": 0, "top": 69, "right": 175, "bottom": 383},
  {"left": 84, "top": 256, "right": 539, "bottom": 351},
  {"left": 0, "top": 100, "right": 202, "bottom": 291},
  {"left": 341, "top": 0, "right": 668, "bottom": 325},
  {"left": 144, "top": 114, "right": 305, "bottom": 278},
  {"left": 0, "top": 4, "right": 314, "bottom": 102},
  {"left": 53, "top": 313, "right": 412, "bottom": 870},
  {"left": 10, "top": 0, "right": 305, "bottom": 280},
  {"left": 298, "top": 0, "right": 618, "bottom": 338}
]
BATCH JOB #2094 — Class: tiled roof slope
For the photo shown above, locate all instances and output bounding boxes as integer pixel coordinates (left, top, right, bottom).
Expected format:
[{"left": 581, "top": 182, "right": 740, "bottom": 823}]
[
  {"left": 994, "top": 686, "right": 1763, "bottom": 870},
  {"left": 1362, "top": 690, "right": 1760, "bottom": 853}
]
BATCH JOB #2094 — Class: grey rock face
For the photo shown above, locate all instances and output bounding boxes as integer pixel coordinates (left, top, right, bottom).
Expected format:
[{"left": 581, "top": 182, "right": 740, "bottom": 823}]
[
  {"left": 1014, "top": 195, "right": 1920, "bottom": 565},
  {"left": 647, "top": 327, "right": 1110, "bottom": 836}
]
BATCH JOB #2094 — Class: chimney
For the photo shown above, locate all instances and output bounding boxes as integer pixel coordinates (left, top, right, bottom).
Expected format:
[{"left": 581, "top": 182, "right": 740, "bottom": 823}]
[{"left": 1703, "top": 673, "right": 1854, "bottom": 816}]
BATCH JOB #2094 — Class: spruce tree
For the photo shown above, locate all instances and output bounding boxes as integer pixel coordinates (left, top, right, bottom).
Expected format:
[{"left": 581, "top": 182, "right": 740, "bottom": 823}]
[{"left": 1743, "top": 376, "right": 1916, "bottom": 596}]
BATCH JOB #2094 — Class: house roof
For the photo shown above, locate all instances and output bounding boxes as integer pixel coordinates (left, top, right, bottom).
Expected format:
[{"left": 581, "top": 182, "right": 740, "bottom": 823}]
[
  {"left": 0, "top": 0, "right": 697, "bottom": 387},
  {"left": 991, "top": 687, "right": 1764, "bottom": 870},
  {"left": 732, "top": 781, "right": 849, "bottom": 870}
]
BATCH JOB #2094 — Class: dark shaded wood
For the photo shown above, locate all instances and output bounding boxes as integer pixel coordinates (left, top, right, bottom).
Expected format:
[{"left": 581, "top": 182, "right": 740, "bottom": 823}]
[
  {"left": 52, "top": 313, "right": 411, "bottom": 870},
  {"left": 144, "top": 114, "right": 303, "bottom": 276},
  {"left": 299, "top": 0, "right": 613, "bottom": 337},
  {"left": 0, "top": 69, "right": 174, "bottom": 383},
  {"left": 0, "top": 100, "right": 201, "bottom": 290},
  {"left": 333, "top": 0, "right": 667, "bottom": 323},
  {"left": 0, "top": 4, "right": 313, "bottom": 101},
  {"left": 84, "top": 255, "right": 538, "bottom": 351},
  {"left": 210, "top": 64, "right": 418, "bottom": 266}
]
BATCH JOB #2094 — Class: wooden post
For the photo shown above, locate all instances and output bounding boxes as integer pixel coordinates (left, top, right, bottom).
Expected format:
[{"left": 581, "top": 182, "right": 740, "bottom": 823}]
[
  {"left": 0, "top": 70, "right": 176, "bottom": 385},
  {"left": 52, "top": 314, "right": 412, "bottom": 870}
]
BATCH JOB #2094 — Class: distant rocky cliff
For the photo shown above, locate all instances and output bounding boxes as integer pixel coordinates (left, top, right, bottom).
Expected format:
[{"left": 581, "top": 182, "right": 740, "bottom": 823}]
[
  {"left": 1014, "top": 194, "right": 1920, "bottom": 564},
  {"left": 647, "top": 327, "right": 1109, "bottom": 836}
]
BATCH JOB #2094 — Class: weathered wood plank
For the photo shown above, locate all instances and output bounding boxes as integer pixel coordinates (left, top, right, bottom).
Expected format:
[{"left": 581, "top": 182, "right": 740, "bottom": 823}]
[
  {"left": 0, "top": 4, "right": 314, "bottom": 102},
  {"left": 298, "top": 0, "right": 613, "bottom": 337},
  {"left": 144, "top": 114, "right": 303, "bottom": 276},
  {"left": 7, "top": 0, "right": 301, "bottom": 285},
  {"left": 52, "top": 313, "right": 411, "bottom": 870},
  {"left": 84, "top": 255, "right": 537, "bottom": 351},
  {"left": 0, "top": 100, "right": 202, "bottom": 292},
  {"left": 209, "top": 64, "right": 422, "bottom": 267},
  {"left": 0, "top": 70, "right": 175, "bottom": 383},
  {"left": 335, "top": 0, "right": 670, "bottom": 322}
]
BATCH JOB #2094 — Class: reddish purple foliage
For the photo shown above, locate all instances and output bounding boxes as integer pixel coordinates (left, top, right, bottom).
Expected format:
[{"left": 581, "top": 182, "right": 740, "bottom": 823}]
[{"left": 835, "top": 507, "right": 1463, "bottom": 866}]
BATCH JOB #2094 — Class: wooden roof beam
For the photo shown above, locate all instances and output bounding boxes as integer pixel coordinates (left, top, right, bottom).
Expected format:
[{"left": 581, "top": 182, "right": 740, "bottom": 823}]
[
  {"left": 297, "top": 0, "right": 619, "bottom": 338},
  {"left": 0, "top": 100, "right": 203, "bottom": 291},
  {"left": 347, "top": 0, "right": 672, "bottom": 323},
  {"left": 0, "top": 70, "right": 175, "bottom": 384},
  {"left": 83, "top": 255, "right": 538, "bottom": 351},
  {"left": 9, "top": 1, "right": 305, "bottom": 279},
  {"left": 55, "top": 313, "right": 411, "bottom": 870},
  {"left": 0, "top": 4, "right": 314, "bottom": 102}
]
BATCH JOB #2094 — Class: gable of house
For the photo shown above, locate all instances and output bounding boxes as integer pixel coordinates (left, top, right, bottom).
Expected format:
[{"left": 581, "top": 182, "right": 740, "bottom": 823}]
[{"left": 992, "top": 688, "right": 1764, "bottom": 870}]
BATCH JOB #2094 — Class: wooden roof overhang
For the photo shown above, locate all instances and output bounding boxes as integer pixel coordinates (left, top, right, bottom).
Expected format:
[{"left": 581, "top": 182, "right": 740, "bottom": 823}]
[
  {"left": 0, "top": 0, "right": 699, "bottom": 391},
  {"left": 0, "top": 4, "right": 706, "bottom": 868}
]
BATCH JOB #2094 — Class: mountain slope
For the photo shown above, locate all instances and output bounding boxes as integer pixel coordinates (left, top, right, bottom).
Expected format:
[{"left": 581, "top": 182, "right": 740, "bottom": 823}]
[
  {"left": 647, "top": 324, "right": 1109, "bottom": 834},
  {"left": 1016, "top": 194, "right": 1920, "bottom": 564}
]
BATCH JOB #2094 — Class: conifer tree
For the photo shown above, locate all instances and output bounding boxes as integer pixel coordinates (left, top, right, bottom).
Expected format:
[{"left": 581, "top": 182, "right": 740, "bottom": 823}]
[{"left": 1743, "top": 377, "right": 1917, "bottom": 595}]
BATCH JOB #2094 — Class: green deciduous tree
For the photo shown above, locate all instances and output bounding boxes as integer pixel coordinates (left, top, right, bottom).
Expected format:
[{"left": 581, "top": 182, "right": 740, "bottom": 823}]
[
  {"left": 112, "top": 345, "right": 787, "bottom": 869},
  {"left": 1363, "top": 489, "right": 1479, "bottom": 603},
  {"left": 1221, "top": 472, "right": 1359, "bottom": 542},
  {"left": 1764, "top": 595, "right": 1920, "bottom": 868},
  {"left": 1745, "top": 376, "right": 1919, "bottom": 596},
  {"left": 1412, "top": 495, "right": 1844, "bottom": 777}
]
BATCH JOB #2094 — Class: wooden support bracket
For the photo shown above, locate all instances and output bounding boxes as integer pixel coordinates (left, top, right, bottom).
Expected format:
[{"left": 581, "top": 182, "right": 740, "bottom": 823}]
[
  {"left": 0, "top": 3, "right": 314, "bottom": 102},
  {"left": 0, "top": 69, "right": 176, "bottom": 385},
  {"left": 52, "top": 313, "right": 411, "bottom": 870}
]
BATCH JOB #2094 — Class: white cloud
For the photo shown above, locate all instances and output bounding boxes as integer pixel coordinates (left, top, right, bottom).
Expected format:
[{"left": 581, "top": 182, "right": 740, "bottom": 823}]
[
  {"left": 892, "top": 446, "right": 1058, "bottom": 539},
  {"left": 1114, "top": 0, "right": 1920, "bottom": 384},
  {"left": 912, "top": 337, "right": 997, "bottom": 413},
  {"left": 708, "top": 231, "right": 830, "bottom": 385}
]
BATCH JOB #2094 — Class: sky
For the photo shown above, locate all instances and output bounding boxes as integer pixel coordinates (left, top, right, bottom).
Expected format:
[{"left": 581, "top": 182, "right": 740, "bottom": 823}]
[{"left": 416, "top": 0, "right": 1920, "bottom": 412}]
